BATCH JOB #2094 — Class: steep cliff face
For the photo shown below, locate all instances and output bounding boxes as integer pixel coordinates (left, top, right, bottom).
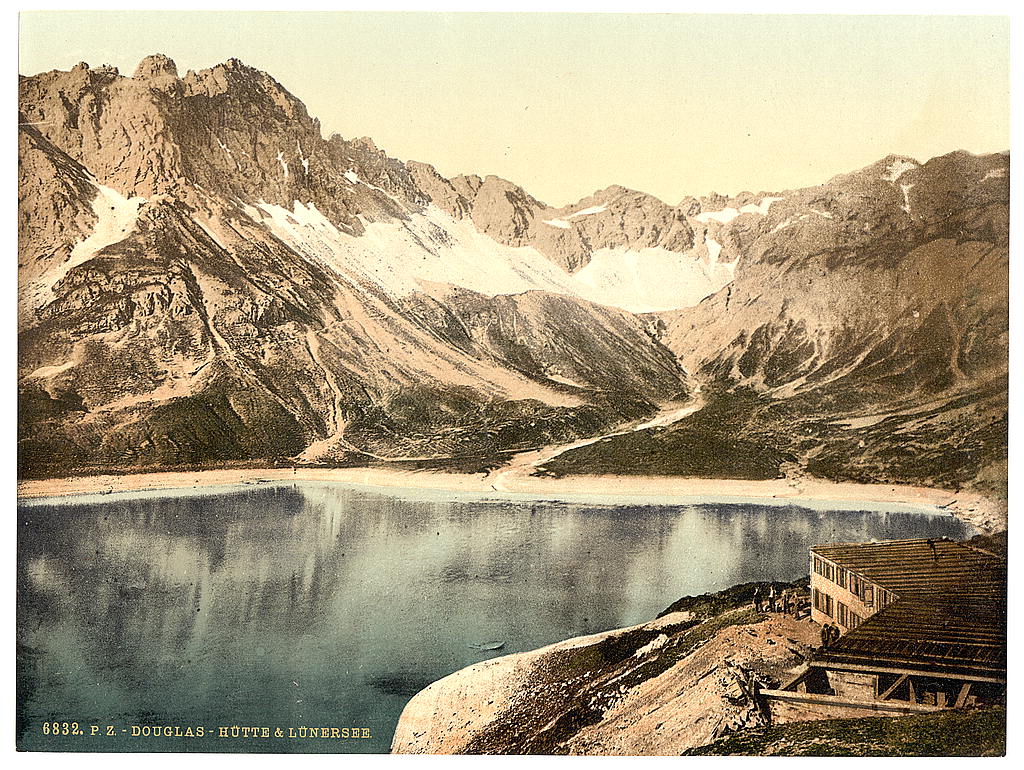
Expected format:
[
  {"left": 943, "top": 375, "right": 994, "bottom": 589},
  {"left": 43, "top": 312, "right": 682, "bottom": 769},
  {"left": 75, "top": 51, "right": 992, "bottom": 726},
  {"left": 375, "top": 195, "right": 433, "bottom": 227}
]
[
  {"left": 18, "top": 56, "right": 424, "bottom": 237},
  {"left": 18, "top": 55, "right": 1008, "bottom": 488}
]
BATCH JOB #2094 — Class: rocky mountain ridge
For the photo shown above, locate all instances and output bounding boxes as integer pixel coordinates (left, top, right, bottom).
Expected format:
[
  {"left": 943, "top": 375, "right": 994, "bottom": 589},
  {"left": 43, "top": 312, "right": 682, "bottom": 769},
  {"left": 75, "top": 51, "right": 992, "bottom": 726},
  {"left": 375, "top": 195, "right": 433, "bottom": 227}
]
[{"left": 18, "top": 56, "right": 1008, "bottom": 492}]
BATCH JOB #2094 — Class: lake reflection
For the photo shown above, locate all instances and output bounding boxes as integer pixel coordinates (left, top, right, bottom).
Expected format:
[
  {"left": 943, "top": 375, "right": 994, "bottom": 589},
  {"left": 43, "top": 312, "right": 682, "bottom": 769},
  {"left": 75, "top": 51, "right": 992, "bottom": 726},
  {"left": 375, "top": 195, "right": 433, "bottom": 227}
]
[{"left": 17, "top": 482, "right": 971, "bottom": 752}]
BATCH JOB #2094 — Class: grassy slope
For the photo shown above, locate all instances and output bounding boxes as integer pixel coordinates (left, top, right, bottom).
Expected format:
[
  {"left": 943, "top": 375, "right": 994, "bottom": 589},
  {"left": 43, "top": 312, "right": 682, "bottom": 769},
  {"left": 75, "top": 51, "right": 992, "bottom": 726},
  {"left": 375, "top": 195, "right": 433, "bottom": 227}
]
[
  {"left": 539, "top": 388, "right": 793, "bottom": 481},
  {"left": 685, "top": 707, "right": 1006, "bottom": 757},
  {"left": 540, "top": 383, "right": 1006, "bottom": 495}
]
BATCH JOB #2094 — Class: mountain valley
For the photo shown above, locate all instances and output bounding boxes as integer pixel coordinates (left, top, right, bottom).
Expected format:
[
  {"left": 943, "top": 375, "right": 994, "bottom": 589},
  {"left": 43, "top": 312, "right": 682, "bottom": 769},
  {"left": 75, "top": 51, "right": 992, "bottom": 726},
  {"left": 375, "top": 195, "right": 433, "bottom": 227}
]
[{"left": 18, "top": 55, "right": 1008, "bottom": 505}]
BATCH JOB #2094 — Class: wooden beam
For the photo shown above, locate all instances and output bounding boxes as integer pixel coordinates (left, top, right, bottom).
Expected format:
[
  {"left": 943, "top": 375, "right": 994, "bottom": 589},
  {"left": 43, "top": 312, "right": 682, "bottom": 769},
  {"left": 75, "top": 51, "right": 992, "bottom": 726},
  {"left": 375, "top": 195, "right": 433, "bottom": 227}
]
[
  {"left": 908, "top": 678, "right": 917, "bottom": 704},
  {"left": 779, "top": 664, "right": 810, "bottom": 691},
  {"left": 760, "top": 689, "right": 943, "bottom": 715},
  {"left": 954, "top": 682, "right": 973, "bottom": 708},
  {"left": 878, "top": 674, "right": 908, "bottom": 701},
  {"left": 816, "top": 661, "right": 1005, "bottom": 684}
]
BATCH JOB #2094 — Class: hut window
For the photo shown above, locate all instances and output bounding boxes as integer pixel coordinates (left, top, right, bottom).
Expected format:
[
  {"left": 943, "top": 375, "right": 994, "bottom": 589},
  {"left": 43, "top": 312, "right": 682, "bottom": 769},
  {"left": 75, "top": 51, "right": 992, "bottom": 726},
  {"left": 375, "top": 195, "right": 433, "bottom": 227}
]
[{"left": 813, "top": 588, "right": 833, "bottom": 617}]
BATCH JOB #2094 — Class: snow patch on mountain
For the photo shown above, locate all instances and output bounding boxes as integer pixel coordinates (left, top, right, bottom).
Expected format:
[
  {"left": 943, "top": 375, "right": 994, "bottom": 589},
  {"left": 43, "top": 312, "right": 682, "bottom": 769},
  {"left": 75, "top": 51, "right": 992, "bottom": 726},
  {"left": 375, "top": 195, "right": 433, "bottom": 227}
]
[
  {"left": 340, "top": 169, "right": 394, "bottom": 197},
  {"left": 883, "top": 158, "right": 918, "bottom": 182},
  {"left": 244, "top": 200, "right": 726, "bottom": 313},
  {"left": 706, "top": 237, "right": 722, "bottom": 264},
  {"left": 574, "top": 246, "right": 731, "bottom": 313},
  {"left": 74, "top": 182, "right": 146, "bottom": 259},
  {"left": 740, "top": 197, "right": 784, "bottom": 216},
  {"left": 696, "top": 196, "right": 781, "bottom": 224},
  {"left": 216, "top": 138, "right": 239, "bottom": 169},
  {"left": 540, "top": 205, "right": 607, "bottom": 228},
  {"left": 23, "top": 181, "right": 145, "bottom": 314},
  {"left": 696, "top": 207, "right": 740, "bottom": 224},
  {"left": 900, "top": 183, "right": 914, "bottom": 213},
  {"left": 33, "top": 182, "right": 146, "bottom": 311},
  {"left": 565, "top": 205, "right": 607, "bottom": 219},
  {"left": 700, "top": 234, "right": 738, "bottom": 282}
]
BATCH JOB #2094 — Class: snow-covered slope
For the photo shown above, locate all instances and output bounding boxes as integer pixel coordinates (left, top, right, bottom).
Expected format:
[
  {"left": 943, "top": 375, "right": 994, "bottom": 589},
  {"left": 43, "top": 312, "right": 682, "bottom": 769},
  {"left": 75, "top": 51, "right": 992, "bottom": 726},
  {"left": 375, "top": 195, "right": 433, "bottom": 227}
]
[
  {"left": 23, "top": 180, "right": 145, "bottom": 315},
  {"left": 246, "top": 199, "right": 731, "bottom": 313}
]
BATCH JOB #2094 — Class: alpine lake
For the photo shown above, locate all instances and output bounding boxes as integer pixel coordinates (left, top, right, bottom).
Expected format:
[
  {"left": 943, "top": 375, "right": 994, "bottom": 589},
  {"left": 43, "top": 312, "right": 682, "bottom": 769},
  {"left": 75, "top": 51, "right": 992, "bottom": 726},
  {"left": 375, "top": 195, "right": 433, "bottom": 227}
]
[{"left": 17, "top": 481, "right": 971, "bottom": 753}]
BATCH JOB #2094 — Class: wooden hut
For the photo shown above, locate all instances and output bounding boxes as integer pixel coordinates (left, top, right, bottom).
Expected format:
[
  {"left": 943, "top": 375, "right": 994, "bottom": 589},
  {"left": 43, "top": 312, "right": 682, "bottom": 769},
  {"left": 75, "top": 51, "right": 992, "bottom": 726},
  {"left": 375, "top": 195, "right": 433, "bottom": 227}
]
[{"left": 780, "top": 538, "right": 1005, "bottom": 711}]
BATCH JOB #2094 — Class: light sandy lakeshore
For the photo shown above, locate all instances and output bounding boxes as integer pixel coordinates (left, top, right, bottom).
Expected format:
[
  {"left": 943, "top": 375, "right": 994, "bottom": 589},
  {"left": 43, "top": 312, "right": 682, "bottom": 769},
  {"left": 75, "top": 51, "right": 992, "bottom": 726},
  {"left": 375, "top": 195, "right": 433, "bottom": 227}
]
[{"left": 16, "top": 463, "right": 1003, "bottom": 535}]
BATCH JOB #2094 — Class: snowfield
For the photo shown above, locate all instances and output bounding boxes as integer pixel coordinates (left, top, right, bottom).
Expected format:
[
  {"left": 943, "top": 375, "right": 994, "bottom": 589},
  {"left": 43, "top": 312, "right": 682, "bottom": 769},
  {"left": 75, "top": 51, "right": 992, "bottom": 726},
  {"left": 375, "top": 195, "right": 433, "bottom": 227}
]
[
  {"left": 565, "top": 204, "right": 607, "bottom": 218},
  {"left": 245, "top": 200, "right": 732, "bottom": 313},
  {"left": 696, "top": 196, "right": 782, "bottom": 224},
  {"left": 882, "top": 158, "right": 918, "bottom": 182}
]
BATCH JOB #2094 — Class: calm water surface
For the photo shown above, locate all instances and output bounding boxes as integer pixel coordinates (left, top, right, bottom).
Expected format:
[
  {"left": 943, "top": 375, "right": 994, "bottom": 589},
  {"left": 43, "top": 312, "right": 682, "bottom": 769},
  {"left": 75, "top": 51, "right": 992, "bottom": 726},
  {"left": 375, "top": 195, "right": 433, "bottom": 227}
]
[{"left": 17, "top": 482, "right": 971, "bottom": 752}]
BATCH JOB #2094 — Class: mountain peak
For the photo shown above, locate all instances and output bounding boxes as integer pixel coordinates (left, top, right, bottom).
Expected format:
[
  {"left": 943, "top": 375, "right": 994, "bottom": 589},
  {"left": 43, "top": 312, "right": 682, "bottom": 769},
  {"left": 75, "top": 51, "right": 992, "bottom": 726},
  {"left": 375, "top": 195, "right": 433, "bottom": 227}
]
[
  {"left": 210, "top": 57, "right": 269, "bottom": 79},
  {"left": 180, "top": 57, "right": 312, "bottom": 127},
  {"left": 351, "top": 136, "right": 380, "bottom": 154},
  {"left": 186, "top": 57, "right": 267, "bottom": 87},
  {"left": 133, "top": 53, "right": 179, "bottom": 80}
]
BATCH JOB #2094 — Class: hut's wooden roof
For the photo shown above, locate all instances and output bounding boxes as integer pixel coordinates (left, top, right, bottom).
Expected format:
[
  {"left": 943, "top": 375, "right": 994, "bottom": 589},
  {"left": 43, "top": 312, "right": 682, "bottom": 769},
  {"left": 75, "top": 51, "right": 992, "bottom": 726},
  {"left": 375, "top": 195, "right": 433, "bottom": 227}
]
[
  {"left": 811, "top": 538, "right": 1005, "bottom": 599},
  {"left": 810, "top": 538, "right": 1006, "bottom": 679},
  {"left": 818, "top": 596, "right": 1006, "bottom": 677}
]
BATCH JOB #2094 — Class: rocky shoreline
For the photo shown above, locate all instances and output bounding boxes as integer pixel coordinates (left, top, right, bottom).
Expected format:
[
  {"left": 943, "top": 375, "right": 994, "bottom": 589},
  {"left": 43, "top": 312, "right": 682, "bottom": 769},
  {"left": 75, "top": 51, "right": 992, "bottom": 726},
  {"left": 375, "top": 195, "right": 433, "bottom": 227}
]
[
  {"left": 390, "top": 581, "right": 818, "bottom": 755},
  {"left": 16, "top": 463, "right": 1004, "bottom": 535}
]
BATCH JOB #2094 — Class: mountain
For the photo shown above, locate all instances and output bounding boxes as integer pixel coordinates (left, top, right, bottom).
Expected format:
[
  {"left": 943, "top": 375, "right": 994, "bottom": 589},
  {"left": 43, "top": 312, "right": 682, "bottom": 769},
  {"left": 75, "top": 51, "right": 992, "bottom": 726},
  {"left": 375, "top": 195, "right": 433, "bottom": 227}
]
[
  {"left": 17, "top": 56, "right": 1008, "bottom": 497},
  {"left": 546, "top": 152, "right": 1008, "bottom": 497}
]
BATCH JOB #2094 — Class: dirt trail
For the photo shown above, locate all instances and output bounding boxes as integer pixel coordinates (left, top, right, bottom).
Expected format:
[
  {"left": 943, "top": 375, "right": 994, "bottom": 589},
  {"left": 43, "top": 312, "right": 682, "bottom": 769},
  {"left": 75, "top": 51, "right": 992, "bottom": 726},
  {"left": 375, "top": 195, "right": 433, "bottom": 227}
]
[
  {"left": 488, "top": 390, "right": 705, "bottom": 492},
  {"left": 310, "top": 390, "right": 705, "bottom": 469}
]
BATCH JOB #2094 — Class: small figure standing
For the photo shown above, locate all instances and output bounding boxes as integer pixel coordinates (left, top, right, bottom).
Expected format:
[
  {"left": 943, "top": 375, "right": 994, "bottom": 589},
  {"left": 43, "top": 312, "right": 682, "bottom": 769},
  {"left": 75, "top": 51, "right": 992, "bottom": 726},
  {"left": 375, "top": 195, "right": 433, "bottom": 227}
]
[{"left": 829, "top": 624, "right": 841, "bottom": 646}]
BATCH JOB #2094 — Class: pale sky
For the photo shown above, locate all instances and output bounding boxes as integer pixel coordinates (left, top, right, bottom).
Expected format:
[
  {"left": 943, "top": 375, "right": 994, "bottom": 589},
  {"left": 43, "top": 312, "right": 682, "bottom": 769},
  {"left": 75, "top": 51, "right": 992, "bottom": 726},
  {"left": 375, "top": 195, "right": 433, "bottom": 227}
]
[{"left": 19, "top": 11, "right": 1010, "bottom": 206}]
